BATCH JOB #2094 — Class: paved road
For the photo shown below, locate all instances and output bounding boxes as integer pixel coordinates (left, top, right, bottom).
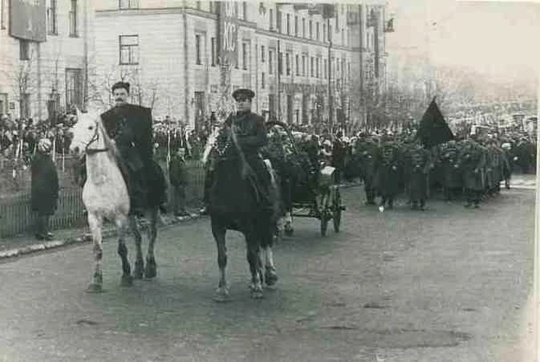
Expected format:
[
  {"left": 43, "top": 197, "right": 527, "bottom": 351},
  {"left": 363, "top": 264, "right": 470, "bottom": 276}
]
[{"left": 0, "top": 186, "right": 534, "bottom": 362}]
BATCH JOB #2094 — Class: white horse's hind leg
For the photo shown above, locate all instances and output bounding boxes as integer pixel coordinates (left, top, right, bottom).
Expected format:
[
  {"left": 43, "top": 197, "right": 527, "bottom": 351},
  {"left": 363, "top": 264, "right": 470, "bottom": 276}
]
[
  {"left": 284, "top": 212, "right": 294, "bottom": 236},
  {"left": 87, "top": 213, "right": 104, "bottom": 293},
  {"left": 144, "top": 208, "right": 158, "bottom": 279},
  {"left": 129, "top": 216, "right": 145, "bottom": 280},
  {"left": 263, "top": 246, "right": 278, "bottom": 286}
]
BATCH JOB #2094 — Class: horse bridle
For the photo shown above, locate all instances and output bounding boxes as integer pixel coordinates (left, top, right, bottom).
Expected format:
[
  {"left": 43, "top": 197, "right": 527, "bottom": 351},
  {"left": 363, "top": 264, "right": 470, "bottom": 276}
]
[{"left": 85, "top": 120, "right": 109, "bottom": 155}]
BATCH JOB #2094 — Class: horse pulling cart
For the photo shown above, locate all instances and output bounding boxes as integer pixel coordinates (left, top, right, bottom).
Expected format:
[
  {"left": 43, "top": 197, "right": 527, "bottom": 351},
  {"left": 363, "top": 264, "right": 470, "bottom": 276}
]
[{"left": 263, "top": 121, "right": 345, "bottom": 237}]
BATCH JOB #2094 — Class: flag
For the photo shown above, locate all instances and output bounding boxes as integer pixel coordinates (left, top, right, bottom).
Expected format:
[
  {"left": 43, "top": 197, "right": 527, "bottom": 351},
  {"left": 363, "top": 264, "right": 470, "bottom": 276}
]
[{"left": 416, "top": 97, "right": 454, "bottom": 148}]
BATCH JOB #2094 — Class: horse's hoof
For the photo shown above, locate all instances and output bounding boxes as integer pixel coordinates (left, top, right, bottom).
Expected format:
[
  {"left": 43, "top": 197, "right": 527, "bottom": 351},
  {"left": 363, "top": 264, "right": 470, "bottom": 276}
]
[
  {"left": 213, "top": 288, "right": 231, "bottom": 303},
  {"left": 265, "top": 269, "right": 278, "bottom": 286},
  {"left": 144, "top": 265, "right": 157, "bottom": 279},
  {"left": 134, "top": 261, "right": 144, "bottom": 280},
  {"left": 86, "top": 283, "right": 103, "bottom": 293},
  {"left": 121, "top": 274, "right": 133, "bottom": 287},
  {"left": 250, "top": 289, "right": 264, "bottom": 299}
]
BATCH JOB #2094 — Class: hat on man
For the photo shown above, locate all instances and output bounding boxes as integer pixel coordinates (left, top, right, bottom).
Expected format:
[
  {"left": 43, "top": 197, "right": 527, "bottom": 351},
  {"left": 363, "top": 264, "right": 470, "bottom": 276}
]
[
  {"left": 112, "top": 81, "right": 130, "bottom": 93},
  {"left": 232, "top": 88, "right": 255, "bottom": 101}
]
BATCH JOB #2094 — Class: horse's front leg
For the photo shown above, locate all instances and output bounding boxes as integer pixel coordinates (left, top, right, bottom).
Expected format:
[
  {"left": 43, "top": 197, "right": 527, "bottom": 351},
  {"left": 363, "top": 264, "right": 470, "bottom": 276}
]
[
  {"left": 212, "top": 218, "right": 230, "bottom": 302},
  {"left": 144, "top": 208, "right": 158, "bottom": 279},
  {"left": 262, "top": 245, "right": 278, "bottom": 287},
  {"left": 86, "top": 213, "right": 104, "bottom": 293},
  {"left": 246, "top": 234, "right": 264, "bottom": 299},
  {"left": 129, "top": 216, "right": 145, "bottom": 280},
  {"left": 116, "top": 214, "right": 133, "bottom": 287}
]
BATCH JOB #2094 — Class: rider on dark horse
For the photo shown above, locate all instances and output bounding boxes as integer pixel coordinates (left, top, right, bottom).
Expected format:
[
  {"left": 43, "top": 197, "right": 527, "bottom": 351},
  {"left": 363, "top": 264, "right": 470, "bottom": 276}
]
[
  {"left": 75, "top": 81, "right": 167, "bottom": 216},
  {"left": 224, "top": 88, "right": 273, "bottom": 213}
]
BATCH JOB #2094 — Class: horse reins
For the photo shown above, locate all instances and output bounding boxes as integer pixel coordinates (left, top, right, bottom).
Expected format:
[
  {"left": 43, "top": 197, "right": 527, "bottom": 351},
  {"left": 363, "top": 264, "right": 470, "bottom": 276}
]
[{"left": 85, "top": 121, "right": 109, "bottom": 155}]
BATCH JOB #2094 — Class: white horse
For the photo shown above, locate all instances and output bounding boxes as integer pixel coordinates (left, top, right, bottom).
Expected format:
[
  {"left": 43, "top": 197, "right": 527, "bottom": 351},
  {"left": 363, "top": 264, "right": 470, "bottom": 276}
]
[{"left": 69, "top": 109, "right": 159, "bottom": 293}]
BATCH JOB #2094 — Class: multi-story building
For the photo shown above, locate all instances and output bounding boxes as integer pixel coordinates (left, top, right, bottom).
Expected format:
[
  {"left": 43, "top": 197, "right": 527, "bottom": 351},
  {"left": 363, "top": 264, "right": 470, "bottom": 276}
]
[
  {"left": 90, "top": 1, "right": 389, "bottom": 131},
  {"left": 0, "top": 0, "right": 94, "bottom": 121}
]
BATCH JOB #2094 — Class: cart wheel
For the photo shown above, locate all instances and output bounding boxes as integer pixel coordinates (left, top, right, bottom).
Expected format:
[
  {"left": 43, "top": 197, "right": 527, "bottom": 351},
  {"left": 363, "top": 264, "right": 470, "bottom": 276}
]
[
  {"left": 320, "top": 212, "right": 329, "bottom": 237},
  {"left": 333, "top": 188, "right": 342, "bottom": 233}
]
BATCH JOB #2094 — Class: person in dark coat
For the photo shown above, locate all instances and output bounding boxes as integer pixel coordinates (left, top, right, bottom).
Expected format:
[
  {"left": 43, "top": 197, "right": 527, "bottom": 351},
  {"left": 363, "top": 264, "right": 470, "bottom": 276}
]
[
  {"left": 459, "top": 139, "right": 486, "bottom": 208},
  {"left": 169, "top": 147, "right": 189, "bottom": 217},
  {"left": 439, "top": 140, "right": 463, "bottom": 201},
  {"left": 100, "top": 81, "right": 167, "bottom": 216},
  {"left": 31, "top": 138, "right": 59, "bottom": 240},
  {"left": 374, "top": 141, "right": 401, "bottom": 210},
  {"left": 222, "top": 88, "right": 272, "bottom": 213},
  {"left": 331, "top": 131, "right": 346, "bottom": 184},
  {"left": 355, "top": 133, "right": 378, "bottom": 205},
  {"left": 404, "top": 143, "right": 432, "bottom": 210}
]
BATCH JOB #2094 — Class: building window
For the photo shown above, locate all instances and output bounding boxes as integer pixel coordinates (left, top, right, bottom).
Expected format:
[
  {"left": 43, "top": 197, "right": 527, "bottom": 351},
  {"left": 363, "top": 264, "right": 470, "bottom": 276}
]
[
  {"left": 1, "top": 0, "right": 6, "bottom": 29},
  {"left": 324, "top": 59, "right": 327, "bottom": 79},
  {"left": 261, "top": 45, "right": 265, "bottom": 62},
  {"left": 261, "top": 72, "right": 265, "bottom": 89},
  {"left": 211, "top": 37, "right": 216, "bottom": 66},
  {"left": 119, "top": 0, "right": 138, "bottom": 9},
  {"left": 69, "top": 0, "right": 78, "bottom": 37},
  {"left": 21, "top": 94, "right": 30, "bottom": 118},
  {"left": 286, "top": 53, "right": 290, "bottom": 76},
  {"left": 209, "top": 1, "right": 217, "bottom": 13},
  {"left": 302, "top": 55, "right": 306, "bottom": 76},
  {"left": 47, "top": 0, "right": 58, "bottom": 35},
  {"left": 269, "top": 50, "right": 273, "bottom": 74},
  {"left": 277, "top": 10, "right": 282, "bottom": 32},
  {"left": 302, "top": 18, "right": 305, "bottom": 38},
  {"left": 119, "top": 35, "right": 139, "bottom": 65},
  {"left": 309, "top": 20, "right": 312, "bottom": 39},
  {"left": 65, "top": 68, "right": 83, "bottom": 109},
  {"left": 286, "top": 14, "right": 290, "bottom": 35},
  {"left": 269, "top": 9, "right": 274, "bottom": 31},
  {"left": 196, "top": 1, "right": 201, "bottom": 10},
  {"left": 295, "top": 54, "right": 299, "bottom": 76},
  {"left": 278, "top": 52, "right": 283, "bottom": 75},
  {"left": 294, "top": 16, "right": 298, "bottom": 36},
  {"left": 195, "top": 34, "right": 202, "bottom": 65},
  {"left": 316, "top": 58, "right": 320, "bottom": 78},
  {"left": 241, "top": 1, "right": 247, "bottom": 20},
  {"left": 20, "top": 40, "right": 30, "bottom": 60},
  {"left": 316, "top": 22, "right": 320, "bottom": 41},
  {"left": 323, "top": 24, "right": 326, "bottom": 42},
  {"left": 242, "top": 42, "right": 248, "bottom": 70},
  {"left": 310, "top": 57, "right": 314, "bottom": 77}
]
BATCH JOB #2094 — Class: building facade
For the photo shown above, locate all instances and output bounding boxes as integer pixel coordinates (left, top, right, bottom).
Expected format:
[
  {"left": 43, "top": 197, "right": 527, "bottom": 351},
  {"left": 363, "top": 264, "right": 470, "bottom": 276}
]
[
  {"left": 0, "top": 0, "right": 94, "bottom": 122},
  {"left": 91, "top": 1, "right": 389, "bottom": 131}
]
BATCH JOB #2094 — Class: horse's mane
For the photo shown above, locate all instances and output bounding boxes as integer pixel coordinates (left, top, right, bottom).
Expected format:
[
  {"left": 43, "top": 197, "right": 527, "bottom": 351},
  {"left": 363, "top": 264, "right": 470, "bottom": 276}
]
[{"left": 96, "top": 116, "right": 121, "bottom": 162}]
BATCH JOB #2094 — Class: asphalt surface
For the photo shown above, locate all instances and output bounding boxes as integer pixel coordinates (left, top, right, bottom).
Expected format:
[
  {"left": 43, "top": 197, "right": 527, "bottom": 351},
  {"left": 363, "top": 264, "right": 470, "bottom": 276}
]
[{"left": 0, "top": 182, "right": 535, "bottom": 362}]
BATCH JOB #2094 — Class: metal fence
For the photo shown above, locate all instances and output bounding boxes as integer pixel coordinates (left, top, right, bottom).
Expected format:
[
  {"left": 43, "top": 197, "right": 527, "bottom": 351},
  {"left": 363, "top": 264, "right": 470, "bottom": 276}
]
[{"left": 0, "top": 159, "right": 205, "bottom": 238}]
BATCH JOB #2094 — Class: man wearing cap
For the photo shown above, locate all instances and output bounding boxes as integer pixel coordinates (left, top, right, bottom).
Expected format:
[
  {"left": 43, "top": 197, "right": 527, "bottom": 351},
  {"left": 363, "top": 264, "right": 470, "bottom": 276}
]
[
  {"left": 225, "top": 88, "right": 272, "bottom": 212},
  {"left": 99, "top": 81, "right": 167, "bottom": 216}
]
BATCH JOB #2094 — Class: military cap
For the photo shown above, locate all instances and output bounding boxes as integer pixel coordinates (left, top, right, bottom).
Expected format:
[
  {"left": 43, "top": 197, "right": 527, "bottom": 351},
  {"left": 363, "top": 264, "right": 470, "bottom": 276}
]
[
  {"left": 112, "top": 81, "right": 130, "bottom": 93},
  {"left": 232, "top": 88, "right": 255, "bottom": 101}
]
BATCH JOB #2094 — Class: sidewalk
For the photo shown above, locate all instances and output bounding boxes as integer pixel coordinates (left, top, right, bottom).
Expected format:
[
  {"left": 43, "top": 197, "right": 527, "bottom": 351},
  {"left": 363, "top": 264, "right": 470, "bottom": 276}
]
[{"left": 0, "top": 208, "right": 205, "bottom": 260}]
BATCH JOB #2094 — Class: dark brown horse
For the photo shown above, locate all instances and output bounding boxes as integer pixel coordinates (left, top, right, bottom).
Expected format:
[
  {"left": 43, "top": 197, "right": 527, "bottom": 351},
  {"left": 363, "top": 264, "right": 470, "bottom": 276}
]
[{"left": 204, "top": 125, "right": 281, "bottom": 301}]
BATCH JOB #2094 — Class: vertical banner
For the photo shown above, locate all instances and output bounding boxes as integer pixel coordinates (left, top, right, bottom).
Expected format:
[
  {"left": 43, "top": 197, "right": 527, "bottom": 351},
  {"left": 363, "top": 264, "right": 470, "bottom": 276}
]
[
  {"left": 218, "top": 1, "right": 238, "bottom": 68},
  {"left": 9, "top": 0, "right": 47, "bottom": 42}
]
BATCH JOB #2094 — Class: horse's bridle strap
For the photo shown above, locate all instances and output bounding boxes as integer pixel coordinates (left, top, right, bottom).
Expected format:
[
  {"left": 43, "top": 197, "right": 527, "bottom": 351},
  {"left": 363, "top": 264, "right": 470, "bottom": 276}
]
[{"left": 85, "top": 121, "right": 109, "bottom": 154}]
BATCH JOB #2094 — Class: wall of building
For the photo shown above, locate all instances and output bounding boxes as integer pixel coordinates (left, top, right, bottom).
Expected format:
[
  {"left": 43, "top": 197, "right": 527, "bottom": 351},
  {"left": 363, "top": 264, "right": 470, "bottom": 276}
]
[
  {"left": 91, "top": 1, "right": 387, "bottom": 131},
  {"left": 0, "top": 0, "right": 94, "bottom": 121}
]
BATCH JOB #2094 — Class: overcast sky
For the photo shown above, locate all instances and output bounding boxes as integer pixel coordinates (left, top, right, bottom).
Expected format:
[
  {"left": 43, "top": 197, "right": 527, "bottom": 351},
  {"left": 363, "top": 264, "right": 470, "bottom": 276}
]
[{"left": 385, "top": 0, "right": 540, "bottom": 84}]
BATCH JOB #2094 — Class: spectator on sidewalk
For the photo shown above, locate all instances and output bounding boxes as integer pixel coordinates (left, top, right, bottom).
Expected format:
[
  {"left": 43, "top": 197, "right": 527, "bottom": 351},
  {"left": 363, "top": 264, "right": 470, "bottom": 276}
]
[
  {"left": 31, "top": 138, "right": 59, "bottom": 241},
  {"left": 169, "top": 147, "right": 190, "bottom": 217}
]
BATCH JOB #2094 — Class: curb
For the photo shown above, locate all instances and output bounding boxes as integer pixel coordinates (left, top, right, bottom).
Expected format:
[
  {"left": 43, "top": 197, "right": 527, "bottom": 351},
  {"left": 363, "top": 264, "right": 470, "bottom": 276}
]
[{"left": 0, "top": 213, "right": 205, "bottom": 261}]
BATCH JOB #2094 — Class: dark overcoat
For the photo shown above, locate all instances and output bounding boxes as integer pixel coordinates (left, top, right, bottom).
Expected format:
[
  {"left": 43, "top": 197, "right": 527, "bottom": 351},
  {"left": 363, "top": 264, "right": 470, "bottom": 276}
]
[{"left": 31, "top": 152, "right": 59, "bottom": 215}]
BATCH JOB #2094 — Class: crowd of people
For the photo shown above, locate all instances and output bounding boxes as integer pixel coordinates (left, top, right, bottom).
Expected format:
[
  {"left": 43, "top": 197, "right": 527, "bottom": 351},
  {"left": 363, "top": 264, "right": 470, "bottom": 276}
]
[{"left": 283, "top": 125, "right": 537, "bottom": 211}]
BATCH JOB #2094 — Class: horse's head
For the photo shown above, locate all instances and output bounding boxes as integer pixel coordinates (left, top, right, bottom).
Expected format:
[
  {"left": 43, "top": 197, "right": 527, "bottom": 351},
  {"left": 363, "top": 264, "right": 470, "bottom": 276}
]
[{"left": 69, "top": 108, "right": 104, "bottom": 156}]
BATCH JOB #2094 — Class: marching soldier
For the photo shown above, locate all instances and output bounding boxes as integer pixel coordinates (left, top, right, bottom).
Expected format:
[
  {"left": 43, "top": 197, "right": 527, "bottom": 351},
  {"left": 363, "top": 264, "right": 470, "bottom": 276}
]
[
  {"left": 355, "top": 133, "right": 378, "bottom": 205},
  {"left": 405, "top": 143, "right": 432, "bottom": 210},
  {"left": 375, "top": 141, "right": 401, "bottom": 211},
  {"left": 459, "top": 139, "right": 487, "bottom": 208},
  {"left": 439, "top": 140, "right": 463, "bottom": 201}
]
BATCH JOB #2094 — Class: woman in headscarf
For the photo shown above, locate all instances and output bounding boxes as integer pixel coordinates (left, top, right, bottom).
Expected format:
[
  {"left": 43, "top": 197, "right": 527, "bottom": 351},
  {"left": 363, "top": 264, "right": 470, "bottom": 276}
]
[{"left": 31, "top": 138, "right": 59, "bottom": 240}]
